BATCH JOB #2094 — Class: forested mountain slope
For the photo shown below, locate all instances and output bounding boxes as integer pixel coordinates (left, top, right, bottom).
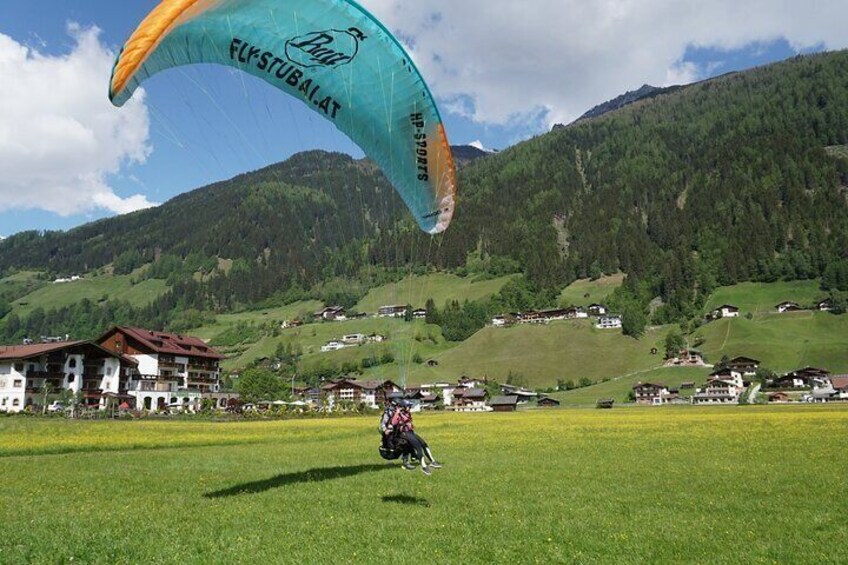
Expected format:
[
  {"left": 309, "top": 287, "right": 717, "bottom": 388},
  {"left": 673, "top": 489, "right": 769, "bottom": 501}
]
[{"left": 2, "top": 51, "right": 848, "bottom": 336}]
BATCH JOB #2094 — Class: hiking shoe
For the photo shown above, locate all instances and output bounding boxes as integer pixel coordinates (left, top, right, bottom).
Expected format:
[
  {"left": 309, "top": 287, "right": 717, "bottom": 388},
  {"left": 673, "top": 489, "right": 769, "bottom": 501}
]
[
  {"left": 421, "top": 465, "right": 432, "bottom": 476},
  {"left": 402, "top": 462, "right": 417, "bottom": 471},
  {"left": 429, "top": 461, "right": 443, "bottom": 469}
]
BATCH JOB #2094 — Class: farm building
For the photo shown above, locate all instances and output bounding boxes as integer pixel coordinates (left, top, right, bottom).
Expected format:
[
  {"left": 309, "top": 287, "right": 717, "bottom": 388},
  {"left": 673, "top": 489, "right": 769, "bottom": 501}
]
[{"left": 490, "top": 396, "right": 519, "bottom": 412}]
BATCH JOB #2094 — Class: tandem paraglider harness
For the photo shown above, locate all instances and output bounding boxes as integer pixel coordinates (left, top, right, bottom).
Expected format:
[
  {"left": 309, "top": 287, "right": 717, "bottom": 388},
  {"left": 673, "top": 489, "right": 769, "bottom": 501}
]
[{"left": 379, "top": 429, "right": 410, "bottom": 461}]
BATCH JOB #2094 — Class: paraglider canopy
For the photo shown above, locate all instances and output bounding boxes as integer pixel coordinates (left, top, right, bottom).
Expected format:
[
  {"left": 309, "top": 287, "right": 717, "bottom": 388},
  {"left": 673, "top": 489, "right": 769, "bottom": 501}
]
[{"left": 110, "top": 0, "right": 456, "bottom": 234}]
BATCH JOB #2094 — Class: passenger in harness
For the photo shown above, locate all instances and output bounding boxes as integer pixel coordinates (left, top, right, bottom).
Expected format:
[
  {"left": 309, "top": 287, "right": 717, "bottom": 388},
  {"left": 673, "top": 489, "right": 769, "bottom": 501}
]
[
  {"left": 379, "top": 394, "right": 414, "bottom": 468},
  {"left": 391, "top": 400, "right": 442, "bottom": 476}
]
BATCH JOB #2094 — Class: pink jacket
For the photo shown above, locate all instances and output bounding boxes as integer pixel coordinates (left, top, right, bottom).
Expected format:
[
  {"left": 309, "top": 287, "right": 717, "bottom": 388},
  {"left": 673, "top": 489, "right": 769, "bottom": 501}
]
[{"left": 390, "top": 408, "right": 414, "bottom": 432}]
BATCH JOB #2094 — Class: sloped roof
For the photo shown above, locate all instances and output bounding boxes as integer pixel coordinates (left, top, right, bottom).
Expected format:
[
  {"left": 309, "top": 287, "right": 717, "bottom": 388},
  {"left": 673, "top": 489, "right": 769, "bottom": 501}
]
[
  {"left": 829, "top": 376, "right": 848, "bottom": 390},
  {"left": 0, "top": 340, "right": 137, "bottom": 364},
  {"left": 0, "top": 341, "right": 86, "bottom": 360},
  {"left": 490, "top": 395, "right": 518, "bottom": 406},
  {"left": 105, "top": 326, "right": 224, "bottom": 360}
]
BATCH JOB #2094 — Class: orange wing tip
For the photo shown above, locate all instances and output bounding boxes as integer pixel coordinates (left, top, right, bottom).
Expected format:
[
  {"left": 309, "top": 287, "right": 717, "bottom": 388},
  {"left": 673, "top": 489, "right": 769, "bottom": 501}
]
[{"left": 110, "top": 0, "right": 217, "bottom": 103}]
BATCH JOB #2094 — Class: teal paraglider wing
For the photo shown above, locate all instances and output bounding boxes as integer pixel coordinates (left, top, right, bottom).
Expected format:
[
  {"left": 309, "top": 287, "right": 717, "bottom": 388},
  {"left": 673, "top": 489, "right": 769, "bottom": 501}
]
[{"left": 110, "top": 0, "right": 456, "bottom": 234}]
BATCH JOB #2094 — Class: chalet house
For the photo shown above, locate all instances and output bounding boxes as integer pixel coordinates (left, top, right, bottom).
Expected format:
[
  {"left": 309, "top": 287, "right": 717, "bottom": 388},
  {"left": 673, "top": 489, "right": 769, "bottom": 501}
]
[
  {"left": 776, "top": 301, "right": 802, "bottom": 314},
  {"left": 818, "top": 299, "right": 833, "bottom": 312},
  {"left": 726, "top": 356, "right": 760, "bottom": 376},
  {"left": 831, "top": 376, "right": 848, "bottom": 400},
  {"left": 491, "top": 315, "right": 509, "bottom": 327},
  {"left": 321, "top": 341, "right": 347, "bottom": 353},
  {"left": 499, "top": 384, "right": 539, "bottom": 402},
  {"left": 767, "top": 392, "right": 791, "bottom": 403},
  {"left": 774, "top": 367, "right": 831, "bottom": 389},
  {"left": 416, "top": 382, "right": 459, "bottom": 405},
  {"left": 537, "top": 397, "right": 561, "bottom": 408},
  {"left": 405, "top": 389, "right": 440, "bottom": 410},
  {"left": 378, "top": 305, "right": 409, "bottom": 318},
  {"left": 668, "top": 350, "right": 706, "bottom": 366},
  {"left": 321, "top": 379, "right": 402, "bottom": 409},
  {"left": 596, "top": 315, "right": 623, "bottom": 330},
  {"left": 453, "top": 388, "right": 490, "bottom": 412},
  {"left": 692, "top": 378, "right": 744, "bottom": 405},
  {"left": 0, "top": 341, "right": 136, "bottom": 413},
  {"left": 412, "top": 309, "right": 428, "bottom": 319},
  {"left": 632, "top": 382, "right": 669, "bottom": 405},
  {"left": 711, "top": 305, "right": 740, "bottom": 319},
  {"left": 515, "top": 311, "right": 547, "bottom": 325},
  {"left": 490, "top": 395, "right": 519, "bottom": 412},
  {"left": 458, "top": 376, "right": 488, "bottom": 389},
  {"left": 587, "top": 304, "right": 608, "bottom": 316},
  {"left": 315, "top": 306, "right": 347, "bottom": 321},
  {"left": 708, "top": 369, "right": 745, "bottom": 389},
  {"left": 342, "top": 334, "right": 367, "bottom": 345},
  {"left": 539, "top": 308, "right": 574, "bottom": 322},
  {"left": 98, "top": 326, "right": 224, "bottom": 413}
]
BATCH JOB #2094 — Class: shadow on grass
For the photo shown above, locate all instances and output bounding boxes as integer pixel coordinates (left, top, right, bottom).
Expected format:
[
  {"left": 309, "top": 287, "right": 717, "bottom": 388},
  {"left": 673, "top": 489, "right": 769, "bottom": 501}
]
[
  {"left": 205, "top": 464, "right": 393, "bottom": 498},
  {"left": 381, "top": 494, "right": 431, "bottom": 507}
]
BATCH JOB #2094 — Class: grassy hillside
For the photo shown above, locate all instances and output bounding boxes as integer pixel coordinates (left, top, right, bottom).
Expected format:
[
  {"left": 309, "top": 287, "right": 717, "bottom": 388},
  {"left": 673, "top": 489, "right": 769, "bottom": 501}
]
[
  {"left": 219, "top": 317, "right": 449, "bottom": 373},
  {"left": 9, "top": 271, "right": 168, "bottom": 317},
  {"left": 354, "top": 273, "right": 519, "bottom": 312},
  {"left": 693, "top": 311, "right": 848, "bottom": 373},
  {"left": 703, "top": 280, "right": 825, "bottom": 315},
  {"left": 190, "top": 300, "right": 324, "bottom": 342},
  {"left": 402, "top": 320, "right": 666, "bottom": 387},
  {"left": 2, "top": 408, "right": 847, "bottom": 562},
  {"left": 0, "top": 271, "right": 46, "bottom": 311},
  {"left": 553, "top": 366, "right": 713, "bottom": 406},
  {"left": 558, "top": 274, "right": 624, "bottom": 307}
]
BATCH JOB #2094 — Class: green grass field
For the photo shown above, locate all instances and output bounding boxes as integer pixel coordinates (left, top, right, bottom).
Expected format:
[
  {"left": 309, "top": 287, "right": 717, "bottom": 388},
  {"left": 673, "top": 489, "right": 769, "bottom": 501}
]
[
  {"left": 0, "top": 271, "right": 46, "bottom": 304},
  {"left": 553, "top": 365, "right": 713, "bottom": 405},
  {"left": 2, "top": 407, "right": 847, "bottom": 563},
  {"left": 403, "top": 320, "right": 666, "bottom": 387},
  {"left": 694, "top": 312, "right": 848, "bottom": 373},
  {"left": 558, "top": 273, "right": 624, "bottom": 307},
  {"left": 704, "top": 280, "right": 824, "bottom": 315},
  {"left": 225, "top": 318, "right": 450, "bottom": 374},
  {"left": 9, "top": 272, "right": 168, "bottom": 316},
  {"left": 354, "top": 273, "right": 519, "bottom": 313},
  {"left": 190, "top": 300, "right": 325, "bottom": 342}
]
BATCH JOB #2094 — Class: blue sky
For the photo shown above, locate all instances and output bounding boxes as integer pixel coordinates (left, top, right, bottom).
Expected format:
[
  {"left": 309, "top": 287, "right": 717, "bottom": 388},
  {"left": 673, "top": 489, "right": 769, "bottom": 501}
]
[{"left": 0, "top": 0, "right": 844, "bottom": 237}]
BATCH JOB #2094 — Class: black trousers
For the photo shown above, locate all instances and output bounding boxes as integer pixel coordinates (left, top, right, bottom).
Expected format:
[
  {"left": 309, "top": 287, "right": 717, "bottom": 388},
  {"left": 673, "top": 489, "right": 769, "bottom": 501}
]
[{"left": 401, "top": 431, "right": 428, "bottom": 461}]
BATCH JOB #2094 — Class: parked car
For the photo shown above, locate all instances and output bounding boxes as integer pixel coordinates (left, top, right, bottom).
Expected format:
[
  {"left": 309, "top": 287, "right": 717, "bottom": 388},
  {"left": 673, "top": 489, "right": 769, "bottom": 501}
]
[{"left": 46, "top": 401, "right": 66, "bottom": 413}]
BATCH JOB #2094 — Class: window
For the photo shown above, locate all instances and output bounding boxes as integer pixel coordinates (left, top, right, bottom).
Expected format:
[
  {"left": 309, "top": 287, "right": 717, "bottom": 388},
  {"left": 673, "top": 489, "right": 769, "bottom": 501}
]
[
  {"left": 116, "top": 340, "right": 123, "bottom": 352},
  {"left": 13, "top": 380, "right": 22, "bottom": 388},
  {"left": 1, "top": 398, "right": 6, "bottom": 406},
  {"left": 12, "top": 399, "right": 19, "bottom": 406},
  {"left": 68, "top": 358, "right": 77, "bottom": 368},
  {"left": 106, "top": 366, "right": 113, "bottom": 376},
  {"left": 67, "top": 374, "right": 75, "bottom": 383},
  {"left": 14, "top": 363, "right": 23, "bottom": 372}
]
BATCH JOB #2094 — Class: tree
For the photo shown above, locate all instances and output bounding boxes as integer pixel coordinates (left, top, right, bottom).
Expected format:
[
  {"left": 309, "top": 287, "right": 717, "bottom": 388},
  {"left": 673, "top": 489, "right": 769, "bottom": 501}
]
[
  {"left": 236, "top": 367, "right": 285, "bottom": 403},
  {"left": 664, "top": 330, "right": 686, "bottom": 359},
  {"left": 621, "top": 301, "right": 648, "bottom": 338}
]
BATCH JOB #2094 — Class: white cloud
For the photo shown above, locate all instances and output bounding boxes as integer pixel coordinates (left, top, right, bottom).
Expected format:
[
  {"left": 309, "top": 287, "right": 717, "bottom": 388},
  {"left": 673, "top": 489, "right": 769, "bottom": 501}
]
[
  {"left": 361, "top": 0, "right": 848, "bottom": 128},
  {"left": 0, "top": 24, "right": 157, "bottom": 216}
]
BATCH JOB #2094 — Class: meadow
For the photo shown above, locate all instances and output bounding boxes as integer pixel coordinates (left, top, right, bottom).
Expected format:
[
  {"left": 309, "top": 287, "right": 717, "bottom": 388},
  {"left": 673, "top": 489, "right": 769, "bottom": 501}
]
[
  {"left": 553, "top": 366, "right": 713, "bottom": 405},
  {"left": 0, "top": 406, "right": 848, "bottom": 563},
  {"left": 8, "top": 271, "right": 168, "bottom": 317},
  {"left": 4, "top": 406, "right": 845, "bottom": 563},
  {"left": 558, "top": 273, "right": 624, "bottom": 307},
  {"left": 401, "top": 320, "right": 667, "bottom": 387},
  {"left": 353, "top": 273, "right": 519, "bottom": 313},
  {"left": 693, "top": 312, "right": 848, "bottom": 373}
]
